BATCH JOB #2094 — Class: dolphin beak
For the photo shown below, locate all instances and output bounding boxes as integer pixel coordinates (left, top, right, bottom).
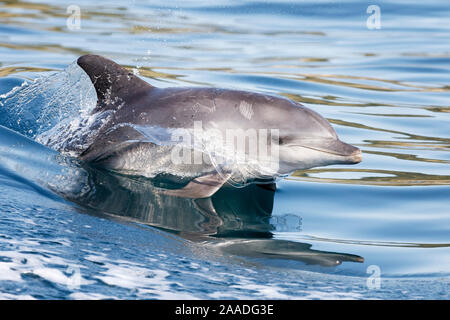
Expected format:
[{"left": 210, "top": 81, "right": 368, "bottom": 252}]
[
  {"left": 332, "top": 140, "right": 362, "bottom": 164},
  {"left": 298, "top": 139, "right": 362, "bottom": 164},
  {"left": 349, "top": 148, "right": 363, "bottom": 164}
]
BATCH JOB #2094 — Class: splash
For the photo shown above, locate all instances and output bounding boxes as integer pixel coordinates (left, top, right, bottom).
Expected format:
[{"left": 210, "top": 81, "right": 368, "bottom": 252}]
[{"left": 0, "top": 62, "right": 96, "bottom": 140}]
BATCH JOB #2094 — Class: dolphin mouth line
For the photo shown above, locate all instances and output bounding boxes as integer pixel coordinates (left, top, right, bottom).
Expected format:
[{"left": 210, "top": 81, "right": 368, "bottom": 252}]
[{"left": 290, "top": 144, "right": 361, "bottom": 158}]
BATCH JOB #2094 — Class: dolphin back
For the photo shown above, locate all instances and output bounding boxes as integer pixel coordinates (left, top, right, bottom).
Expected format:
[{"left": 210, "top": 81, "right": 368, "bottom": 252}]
[{"left": 77, "top": 54, "right": 153, "bottom": 112}]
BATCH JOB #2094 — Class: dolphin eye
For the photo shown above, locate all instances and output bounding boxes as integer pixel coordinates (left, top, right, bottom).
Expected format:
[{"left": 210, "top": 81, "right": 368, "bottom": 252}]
[
  {"left": 273, "top": 135, "right": 286, "bottom": 145},
  {"left": 275, "top": 135, "right": 295, "bottom": 145}
]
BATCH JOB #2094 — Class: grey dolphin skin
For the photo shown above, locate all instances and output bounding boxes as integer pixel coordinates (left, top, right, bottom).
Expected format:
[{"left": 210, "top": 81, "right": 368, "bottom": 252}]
[{"left": 75, "top": 54, "right": 361, "bottom": 198}]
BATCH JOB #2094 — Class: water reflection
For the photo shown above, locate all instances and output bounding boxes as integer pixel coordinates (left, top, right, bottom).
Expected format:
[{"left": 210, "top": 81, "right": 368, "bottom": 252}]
[
  {"left": 67, "top": 165, "right": 364, "bottom": 267},
  {"left": 292, "top": 168, "right": 450, "bottom": 186}
]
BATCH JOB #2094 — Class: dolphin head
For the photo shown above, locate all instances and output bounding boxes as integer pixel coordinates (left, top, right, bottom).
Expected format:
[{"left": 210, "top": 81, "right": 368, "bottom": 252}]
[{"left": 262, "top": 100, "right": 362, "bottom": 174}]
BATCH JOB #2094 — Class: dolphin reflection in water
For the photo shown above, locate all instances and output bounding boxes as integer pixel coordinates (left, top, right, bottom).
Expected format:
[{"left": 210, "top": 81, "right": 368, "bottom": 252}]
[{"left": 67, "top": 165, "right": 364, "bottom": 268}]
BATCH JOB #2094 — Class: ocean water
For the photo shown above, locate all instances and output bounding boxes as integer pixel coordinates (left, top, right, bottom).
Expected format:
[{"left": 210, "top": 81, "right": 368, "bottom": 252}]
[{"left": 0, "top": 0, "right": 449, "bottom": 299}]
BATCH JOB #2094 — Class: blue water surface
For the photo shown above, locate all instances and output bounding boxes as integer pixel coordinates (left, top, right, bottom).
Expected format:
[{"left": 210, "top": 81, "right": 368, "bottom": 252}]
[{"left": 0, "top": 0, "right": 449, "bottom": 299}]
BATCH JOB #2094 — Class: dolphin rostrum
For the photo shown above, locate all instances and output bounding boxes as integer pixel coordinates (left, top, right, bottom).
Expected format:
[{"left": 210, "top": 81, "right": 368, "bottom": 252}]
[{"left": 72, "top": 54, "right": 361, "bottom": 198}]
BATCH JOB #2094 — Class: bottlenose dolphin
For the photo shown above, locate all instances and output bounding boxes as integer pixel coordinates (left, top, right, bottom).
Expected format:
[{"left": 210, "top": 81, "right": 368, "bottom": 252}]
[{"left": 73, "top": 54, "right": 361, "bottom": 198}]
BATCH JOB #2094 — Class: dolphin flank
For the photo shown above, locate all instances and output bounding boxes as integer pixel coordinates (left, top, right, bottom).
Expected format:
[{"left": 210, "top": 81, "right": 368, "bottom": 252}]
[{"left": 71, "top": 54, "right": 361, "bottom": 198}]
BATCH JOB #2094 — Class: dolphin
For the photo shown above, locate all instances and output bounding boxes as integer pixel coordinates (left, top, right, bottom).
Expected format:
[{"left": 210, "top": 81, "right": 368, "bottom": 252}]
[{"left": 73, "top": 54, "right": 361, "bottom": 198}]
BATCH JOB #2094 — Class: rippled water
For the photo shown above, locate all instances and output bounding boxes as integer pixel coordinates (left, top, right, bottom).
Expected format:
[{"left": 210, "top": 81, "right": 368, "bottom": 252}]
[{"left": 0, "top": 0, "right": 449, "bottom": 299}]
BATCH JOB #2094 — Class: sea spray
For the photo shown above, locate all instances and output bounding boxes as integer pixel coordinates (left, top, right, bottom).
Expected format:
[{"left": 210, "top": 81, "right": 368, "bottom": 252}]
[{"left": 0, "top": 62, "right": 96, "bottom": 139}]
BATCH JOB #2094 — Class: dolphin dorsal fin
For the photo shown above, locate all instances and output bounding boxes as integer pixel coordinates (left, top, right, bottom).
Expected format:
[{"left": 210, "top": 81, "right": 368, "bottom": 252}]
[{"left": 77, "top": 54, "right": 153, "bottom": 112}]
